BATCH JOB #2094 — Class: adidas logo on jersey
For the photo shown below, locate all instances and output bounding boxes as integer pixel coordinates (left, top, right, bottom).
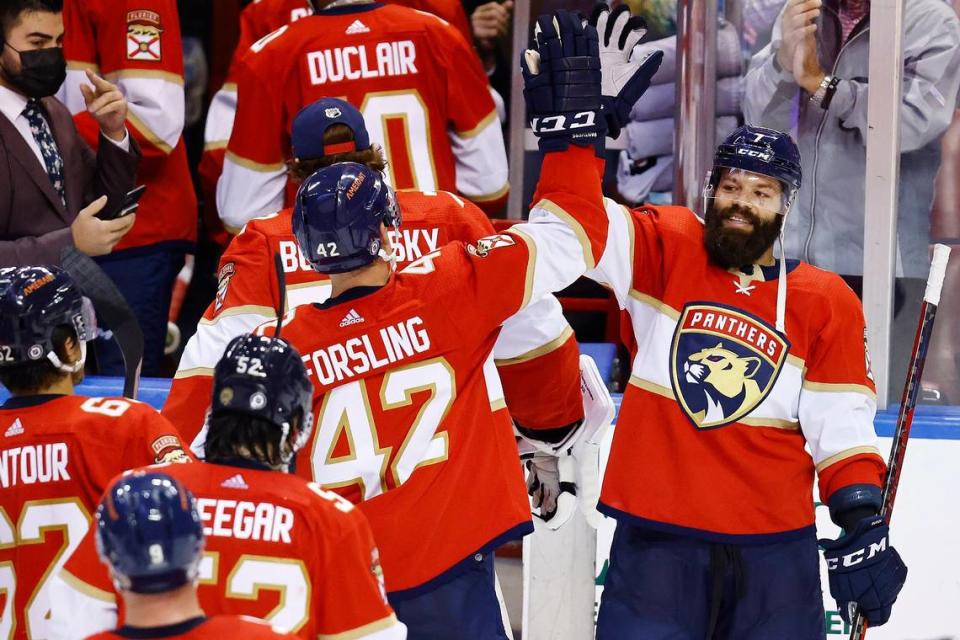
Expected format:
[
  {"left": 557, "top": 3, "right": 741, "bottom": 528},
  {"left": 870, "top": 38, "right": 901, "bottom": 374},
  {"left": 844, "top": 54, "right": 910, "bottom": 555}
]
[
  {"left": 339, "top": 309, "right": 365, "bottom": 327},
  {"left": 4, "top": 419, "right": 24, "bottom": 437},
  {"left": 345, "top": 19, "right": 370, "bottom": 34},
  {"left": 220, "top": 474, "right": 248, "bottom": 490}
]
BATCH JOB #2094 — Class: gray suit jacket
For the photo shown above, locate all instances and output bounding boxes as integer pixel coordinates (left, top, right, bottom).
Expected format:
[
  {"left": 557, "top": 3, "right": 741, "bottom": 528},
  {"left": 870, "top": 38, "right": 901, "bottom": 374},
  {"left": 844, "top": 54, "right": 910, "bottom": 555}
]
[{"left": 0, "top": 95, "right": 141, "bottom": 266}]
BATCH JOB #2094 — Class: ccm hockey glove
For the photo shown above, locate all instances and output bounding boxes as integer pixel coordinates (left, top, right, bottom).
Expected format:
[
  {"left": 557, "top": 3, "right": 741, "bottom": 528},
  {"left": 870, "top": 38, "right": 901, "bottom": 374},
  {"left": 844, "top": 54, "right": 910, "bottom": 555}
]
[
  {"left": 588, "top": 3, "right": 664, "bottom": 139},
  {"left": 522, "top": 10, "right": 606, "bottom": 154},
  {"left": 819, "top": 515, "right": 908, "bottom": 626}
]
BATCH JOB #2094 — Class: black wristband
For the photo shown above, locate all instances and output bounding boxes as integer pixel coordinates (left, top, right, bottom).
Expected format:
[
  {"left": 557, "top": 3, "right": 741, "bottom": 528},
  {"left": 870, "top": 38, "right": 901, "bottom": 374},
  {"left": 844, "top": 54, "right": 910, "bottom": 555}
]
[{"left": 820, "top": 76, "right": 841, "bottom": 110}]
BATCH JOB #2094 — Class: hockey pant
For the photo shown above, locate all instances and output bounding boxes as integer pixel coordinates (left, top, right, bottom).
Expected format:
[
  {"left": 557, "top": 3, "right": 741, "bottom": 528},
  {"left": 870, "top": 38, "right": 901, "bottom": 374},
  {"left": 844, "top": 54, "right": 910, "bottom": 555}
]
[
  {"left": 596, "top": 521, "right": 825, "bottom": 640},
  {"left": 388, "top": 551, "right": 510, "bottom": 640}
]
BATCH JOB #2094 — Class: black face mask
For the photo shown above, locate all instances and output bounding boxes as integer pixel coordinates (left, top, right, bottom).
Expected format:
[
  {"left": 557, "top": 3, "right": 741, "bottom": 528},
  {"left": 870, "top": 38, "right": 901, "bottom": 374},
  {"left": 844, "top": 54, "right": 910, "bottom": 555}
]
[{"left": 2, "top": 43, "right": 66, "bottom": 99}]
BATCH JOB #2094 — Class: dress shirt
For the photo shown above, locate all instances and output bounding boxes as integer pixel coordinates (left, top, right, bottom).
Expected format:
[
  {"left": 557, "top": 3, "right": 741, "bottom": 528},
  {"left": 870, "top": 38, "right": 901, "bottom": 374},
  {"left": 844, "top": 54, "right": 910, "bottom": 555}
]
[{"left": 0, "top": 83, "right": 129, "bottom": 171}]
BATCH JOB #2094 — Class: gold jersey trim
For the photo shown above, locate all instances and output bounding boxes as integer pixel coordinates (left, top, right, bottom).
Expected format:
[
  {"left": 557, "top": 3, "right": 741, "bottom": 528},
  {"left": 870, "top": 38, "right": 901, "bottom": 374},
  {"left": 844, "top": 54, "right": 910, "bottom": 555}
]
[
  {"left": 318, "top": 613, "right": 403, "bottom": 640},
  {"left": 495, "top": 325, "right": 574, "bottom": 366},
  {"left": 535, "top": 199, "right": 596, "bottom": 270},
  {"left": 225, "top": 150, "right": 286, "bottom": 173},
  {"left": 455, "top": 110, "right": 498, "bottom": 139},
  {"left": 816, "top": 445, "right": 883, "bottom": 472}
]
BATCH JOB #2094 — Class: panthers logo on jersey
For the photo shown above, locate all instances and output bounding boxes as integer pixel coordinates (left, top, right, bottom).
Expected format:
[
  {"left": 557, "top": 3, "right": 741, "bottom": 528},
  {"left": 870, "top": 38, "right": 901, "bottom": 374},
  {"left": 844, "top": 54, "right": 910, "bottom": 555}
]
[{"left": 669, "top": 302, "right": 790, "bottom": 430}]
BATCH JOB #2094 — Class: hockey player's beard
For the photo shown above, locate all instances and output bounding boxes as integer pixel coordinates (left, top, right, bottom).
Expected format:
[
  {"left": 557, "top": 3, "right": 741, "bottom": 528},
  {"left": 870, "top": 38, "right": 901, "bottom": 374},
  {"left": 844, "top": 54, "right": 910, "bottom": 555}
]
[{"left": 703, "top": 202, "right": 783, "bottom": 270}]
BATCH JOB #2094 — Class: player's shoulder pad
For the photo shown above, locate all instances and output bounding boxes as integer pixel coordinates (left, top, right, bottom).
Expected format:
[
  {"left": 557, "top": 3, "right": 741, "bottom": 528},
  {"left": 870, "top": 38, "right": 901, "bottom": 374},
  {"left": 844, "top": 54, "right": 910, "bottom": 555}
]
[
  {"left": 76, "top": 395, "right": 147, "bottom": 416},
  {"left": 629, "top": 202, "right": 703, "bottom": 245},
  {"left": 397, "top": 189, "right": 490, "bottom": 230},
  {"left": 302, "top": 481, "right": 374, "bottom": 537},
  {"left": 410, "top": 8, "right": 452, "bottom": 28},
  {"left": 793, "top": 261, "right": 862, "bottom": 307},
  {"left": 235, "top": 209, "right": 290, "bottom": 238},
  {"left": 243, "top": 20, "right": 296, "bottom": 58}
]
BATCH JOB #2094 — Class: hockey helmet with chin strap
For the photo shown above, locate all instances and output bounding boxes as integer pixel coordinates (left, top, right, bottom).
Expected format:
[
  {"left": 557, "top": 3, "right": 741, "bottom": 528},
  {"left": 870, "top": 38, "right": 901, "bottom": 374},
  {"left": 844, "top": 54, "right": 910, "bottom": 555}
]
[
  {"left": 703, "top": 126, "right": 803, "bottom": 336},
  {"left": 209, "top": 334, "right": 314, "bottom": 466},
  {"left": 0, "top": 266, "right": 96, "bottom": 373},
  {"left": 704, "top": 125, "right": 802, "bottom": 215},
  {"left": 293, "top": 162, "right": 401, "bottom": 274}
]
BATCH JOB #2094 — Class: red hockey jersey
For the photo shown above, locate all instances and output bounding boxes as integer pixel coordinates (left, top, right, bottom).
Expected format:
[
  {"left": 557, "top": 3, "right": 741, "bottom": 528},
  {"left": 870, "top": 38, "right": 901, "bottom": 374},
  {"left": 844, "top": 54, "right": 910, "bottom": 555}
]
[
  {"left": 57, "top": 462, "right": 404, "bottom": 639},
  {"left": 234, "top": 0, "right": 472, "bottom": 63},
  {"left": 87, "top": 616, "right": 292, "bottom": 639},
  {"left": 201, "top": 0, "right": 480, "bottom": 244},
  {"left": 0, "top": 395, "right": 191, "bottom": 640},
  {"left": 60, "top": 0, "right": 197, "bottom": 250},
  {"left": 164, "top": 190, "right": 581, "bottom": 447},
  {"left": 234, "top": 146, "right": 605, "bottom": 592},
  {"left": 215, "top": 3, "right": 506, "bottom": 230},
  {"left": 573, "top": 195, "right": 886, "bottom": 540}
]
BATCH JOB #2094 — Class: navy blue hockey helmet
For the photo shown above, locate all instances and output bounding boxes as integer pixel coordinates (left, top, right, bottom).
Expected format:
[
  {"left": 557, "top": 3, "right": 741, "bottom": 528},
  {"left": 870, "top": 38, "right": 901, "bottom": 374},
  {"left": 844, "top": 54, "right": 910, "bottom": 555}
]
[
  {"left": 210, "top": 334, "right": 314, "bottom": 465},
  {"left": 0, "top": 266, "right": 95, "bottom": 372},
  {"left": 292, "top": 162, "right": 401, "bottom": 274},
  {"left": 95, "top": 471, "right": 204, "bottom": 594},
  {"left": 705, "top": 125, "right": 802, "bottom": 213}
]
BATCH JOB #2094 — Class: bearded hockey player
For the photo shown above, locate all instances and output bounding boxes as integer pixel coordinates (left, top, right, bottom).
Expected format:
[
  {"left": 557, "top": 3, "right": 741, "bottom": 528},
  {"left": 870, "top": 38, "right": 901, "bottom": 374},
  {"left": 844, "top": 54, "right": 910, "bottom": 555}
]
[
  {"left": 166, "top": 97, "right": 587, "bottom": 527},
  {"left": 215, "top": 0, "right": 507, "bottom": 231},
  {"left": 536, "top": 6, "right": 907, "bottom": 638},
  {"left": 85, "top": 471, "right": 292, "bottom": 639},
  {"left": 246, "top": 18, "right": 663, "bottom": 630},
  {"left": 0, "top": 266, "right": 191, "bottom": 640},
  {"left": 53, "top": 334, "right": 405, "bottom": 639}
]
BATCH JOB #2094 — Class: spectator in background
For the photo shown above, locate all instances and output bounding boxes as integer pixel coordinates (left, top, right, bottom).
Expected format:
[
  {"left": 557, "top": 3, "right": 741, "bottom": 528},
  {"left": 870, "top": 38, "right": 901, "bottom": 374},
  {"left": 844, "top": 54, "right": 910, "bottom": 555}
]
[
  {"left": 0, "top": 0, "right": 140, "bottom": 267},
  {"left": 467, "top": 0, "right": 512, "bottom": 115},
  {"left": 616, "top": 16, "right": 744, "bottom": 205},
  {"left": 744, "top": 0, "right": 960, "bottom": 280},
  {"left": 215, "top": 0, "right": 507, "bottom": 231},
  {"left": 60, "top": 0, "right": 197, "bottom": 377}
]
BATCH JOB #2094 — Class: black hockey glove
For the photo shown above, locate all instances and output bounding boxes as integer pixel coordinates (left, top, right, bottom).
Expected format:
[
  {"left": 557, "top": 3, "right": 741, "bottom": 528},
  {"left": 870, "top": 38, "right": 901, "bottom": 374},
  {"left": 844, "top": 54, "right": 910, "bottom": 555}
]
[
  {"left": 819, "top": 515, "right": 908, "bottom": 627},
  {"left": 588, "top": 3, "right": 664, "bottom": 139},
  {"left": 522, "top": 10, "right": 606, "bottom": 155}
]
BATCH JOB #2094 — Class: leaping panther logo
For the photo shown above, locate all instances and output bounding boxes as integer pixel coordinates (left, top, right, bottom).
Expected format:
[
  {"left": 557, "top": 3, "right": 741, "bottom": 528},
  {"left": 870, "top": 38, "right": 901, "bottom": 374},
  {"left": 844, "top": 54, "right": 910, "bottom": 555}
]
[
  {"left": 682, "top": 343, "right": 763, "bottom": 426},
  {"left": 671, "top": 303, "right": 789, "bottom": 429}
]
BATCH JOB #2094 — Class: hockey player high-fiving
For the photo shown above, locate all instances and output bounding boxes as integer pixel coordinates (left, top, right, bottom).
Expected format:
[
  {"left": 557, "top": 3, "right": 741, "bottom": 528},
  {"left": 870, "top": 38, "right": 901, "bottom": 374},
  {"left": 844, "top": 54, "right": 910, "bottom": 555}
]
[
  {"left": 241, "top": 15, "right": 660, "bottom": 637},
  {"left": 541, "top": 5, "right": 907, "bottom": 638}
]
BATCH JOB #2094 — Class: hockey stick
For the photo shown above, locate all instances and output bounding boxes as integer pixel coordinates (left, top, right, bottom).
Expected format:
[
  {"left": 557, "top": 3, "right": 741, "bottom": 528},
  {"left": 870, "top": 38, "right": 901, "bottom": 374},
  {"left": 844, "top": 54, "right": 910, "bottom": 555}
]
[
  {"left": 61, "top": 246, "right": 144, "bottom": 399},
  {"left": 273, "top": 253, "right": 287, "bottom": 338},
  {"left": 848, "top": 243, "right": 951, "bottom": 640}
]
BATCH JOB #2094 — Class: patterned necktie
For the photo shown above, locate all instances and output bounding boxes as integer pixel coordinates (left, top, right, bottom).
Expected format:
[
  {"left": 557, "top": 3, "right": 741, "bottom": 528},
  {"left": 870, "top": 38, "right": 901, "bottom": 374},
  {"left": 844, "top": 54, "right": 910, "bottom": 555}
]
[{"left": 22, "top": 99, "right": 66, "bottom": 207}]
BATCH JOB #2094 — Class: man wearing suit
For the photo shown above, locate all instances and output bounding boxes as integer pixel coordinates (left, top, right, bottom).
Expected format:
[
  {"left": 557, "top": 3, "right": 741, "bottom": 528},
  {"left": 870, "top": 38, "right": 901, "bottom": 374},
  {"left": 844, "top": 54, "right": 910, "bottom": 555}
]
[{"left": 0, "top": 0, "right": 140, "bottom": 267}]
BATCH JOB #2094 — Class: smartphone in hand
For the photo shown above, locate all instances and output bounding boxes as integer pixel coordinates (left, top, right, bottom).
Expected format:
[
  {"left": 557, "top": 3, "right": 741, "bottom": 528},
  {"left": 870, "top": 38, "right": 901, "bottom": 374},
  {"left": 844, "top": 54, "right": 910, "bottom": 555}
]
[{"left": 96, "top": 185, "right": 146, "bottom": 220}]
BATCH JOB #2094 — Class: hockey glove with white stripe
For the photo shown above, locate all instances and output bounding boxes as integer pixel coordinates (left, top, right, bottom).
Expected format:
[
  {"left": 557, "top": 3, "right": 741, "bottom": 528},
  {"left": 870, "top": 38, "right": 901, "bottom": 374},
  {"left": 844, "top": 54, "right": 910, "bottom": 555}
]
[
  {"left": 523, "top": 10, "right": 606, "bottom": 154},
  {"left": 588, "top": 3, "right": 664, "bottom": 139},
  {"left": 819, "top": 515, "right": 907, "bottom": 626}
]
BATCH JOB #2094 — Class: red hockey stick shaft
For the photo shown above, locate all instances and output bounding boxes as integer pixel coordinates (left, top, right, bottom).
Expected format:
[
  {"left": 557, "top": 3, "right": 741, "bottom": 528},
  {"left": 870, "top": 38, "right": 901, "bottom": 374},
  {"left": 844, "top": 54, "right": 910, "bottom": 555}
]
[{"left": 848, "top": 244, "right": 951, "bottom": 640}]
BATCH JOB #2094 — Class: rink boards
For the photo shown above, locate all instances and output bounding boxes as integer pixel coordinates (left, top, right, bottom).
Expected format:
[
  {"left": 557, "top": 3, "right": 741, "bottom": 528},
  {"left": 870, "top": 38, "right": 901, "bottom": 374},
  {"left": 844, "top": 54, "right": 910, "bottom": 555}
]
[{"left": 4, "top": 377, "right": 958, "bottom": 639}]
